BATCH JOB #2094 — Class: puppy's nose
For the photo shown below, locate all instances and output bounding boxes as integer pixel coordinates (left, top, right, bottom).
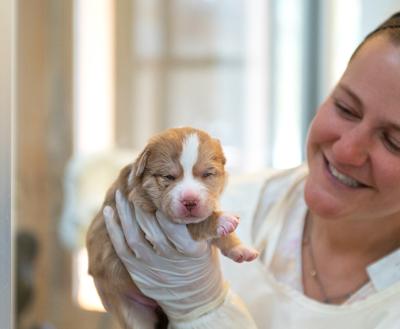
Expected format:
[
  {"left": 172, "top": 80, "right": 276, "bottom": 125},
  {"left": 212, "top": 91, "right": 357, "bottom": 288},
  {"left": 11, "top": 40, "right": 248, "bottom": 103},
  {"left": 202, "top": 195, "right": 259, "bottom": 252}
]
[{"left": 182, "top": 199, "right": 198, "bottom": 211}]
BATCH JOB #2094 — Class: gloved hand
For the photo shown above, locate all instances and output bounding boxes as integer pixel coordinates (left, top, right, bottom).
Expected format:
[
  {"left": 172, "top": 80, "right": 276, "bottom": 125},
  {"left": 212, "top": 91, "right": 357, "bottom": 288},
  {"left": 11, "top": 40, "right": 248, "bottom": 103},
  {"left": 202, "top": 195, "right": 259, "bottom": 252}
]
[{"left": 103, "top": 190, "right": 257, "bottom": 328}]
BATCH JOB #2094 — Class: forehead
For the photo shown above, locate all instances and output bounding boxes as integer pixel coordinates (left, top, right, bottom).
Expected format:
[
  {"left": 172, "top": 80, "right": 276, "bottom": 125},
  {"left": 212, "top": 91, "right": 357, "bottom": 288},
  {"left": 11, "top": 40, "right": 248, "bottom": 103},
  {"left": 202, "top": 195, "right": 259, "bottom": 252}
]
[
  {"left": 180, "top": 133, "right": 200, "bottom": 169},
  {"left": 148, "top": 130, "right": 224, "bottom": 170},
  {"left": 341, "top": 36, "right": 400, "bottom": 113},
  {"left": 180, "top": 133, "right": 224, "bottom": 169}
]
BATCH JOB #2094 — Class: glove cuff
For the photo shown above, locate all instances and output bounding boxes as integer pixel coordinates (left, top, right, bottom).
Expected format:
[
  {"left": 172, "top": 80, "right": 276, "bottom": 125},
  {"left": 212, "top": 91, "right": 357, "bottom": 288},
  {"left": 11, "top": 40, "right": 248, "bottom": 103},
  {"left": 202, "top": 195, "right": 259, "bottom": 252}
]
[
  {"left": 168, "top": 289, "right": 257, "bottom": 329},
  {"left": 167, "top": 281, "right": 229, "bottom": 323}
]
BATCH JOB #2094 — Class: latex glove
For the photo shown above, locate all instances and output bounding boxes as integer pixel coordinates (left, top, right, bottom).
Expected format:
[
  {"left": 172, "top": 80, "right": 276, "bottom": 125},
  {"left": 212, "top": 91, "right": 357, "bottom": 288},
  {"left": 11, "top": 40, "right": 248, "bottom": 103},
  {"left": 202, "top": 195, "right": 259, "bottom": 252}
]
[{"left": 103, "top": 190, "right": 228, "bottom": 323}]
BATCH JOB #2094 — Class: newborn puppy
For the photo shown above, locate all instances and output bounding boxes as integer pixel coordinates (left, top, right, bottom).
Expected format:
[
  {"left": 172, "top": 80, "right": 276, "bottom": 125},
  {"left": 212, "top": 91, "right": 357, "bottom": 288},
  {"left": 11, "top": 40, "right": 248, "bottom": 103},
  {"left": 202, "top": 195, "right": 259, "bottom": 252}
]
[{"left": 86, "top": 127, "right": 258, "bottom": 329}]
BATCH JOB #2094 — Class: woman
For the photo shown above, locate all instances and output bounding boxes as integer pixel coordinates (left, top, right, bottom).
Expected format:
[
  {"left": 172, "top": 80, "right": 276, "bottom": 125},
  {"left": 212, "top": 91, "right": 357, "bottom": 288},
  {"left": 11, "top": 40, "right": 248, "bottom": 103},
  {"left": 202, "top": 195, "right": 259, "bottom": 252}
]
[{"left": 103, "top": 13, "right": 400, "bottom": 328}]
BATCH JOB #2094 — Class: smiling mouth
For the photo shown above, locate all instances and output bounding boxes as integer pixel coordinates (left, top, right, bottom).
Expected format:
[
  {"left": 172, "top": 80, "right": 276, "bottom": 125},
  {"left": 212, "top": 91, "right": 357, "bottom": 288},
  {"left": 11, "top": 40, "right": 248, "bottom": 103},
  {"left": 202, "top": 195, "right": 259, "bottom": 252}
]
[{"left": 325, "top": 158, "right": 369, "bottom": 188}]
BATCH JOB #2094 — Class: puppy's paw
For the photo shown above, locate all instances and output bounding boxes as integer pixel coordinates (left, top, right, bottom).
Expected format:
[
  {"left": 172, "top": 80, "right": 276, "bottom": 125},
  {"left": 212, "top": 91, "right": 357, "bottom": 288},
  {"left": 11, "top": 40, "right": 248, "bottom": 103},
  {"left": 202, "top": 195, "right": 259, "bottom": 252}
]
[
  {"left": 216, "top": 213, "right": 240, "bottom": 237},
  {"left": 226, "top": 244, "right": 259, "bottom": 263}
]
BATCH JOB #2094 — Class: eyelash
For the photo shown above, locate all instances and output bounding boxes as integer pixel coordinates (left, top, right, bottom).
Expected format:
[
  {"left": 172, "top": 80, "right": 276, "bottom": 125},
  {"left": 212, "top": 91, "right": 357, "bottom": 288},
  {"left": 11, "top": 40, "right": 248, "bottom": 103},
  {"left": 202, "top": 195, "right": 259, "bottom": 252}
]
[
  {"left": 203, "top": 172, "right": 216, "bottom": 178},
  {"left": 334, "top": 101, "right": 360, "bottom": 120},
  {"left": 382, "top": 132, "right": 400, "bottom": 154},
  {"left": 334, "top": 100, "right": 400, "bottom": 154}
]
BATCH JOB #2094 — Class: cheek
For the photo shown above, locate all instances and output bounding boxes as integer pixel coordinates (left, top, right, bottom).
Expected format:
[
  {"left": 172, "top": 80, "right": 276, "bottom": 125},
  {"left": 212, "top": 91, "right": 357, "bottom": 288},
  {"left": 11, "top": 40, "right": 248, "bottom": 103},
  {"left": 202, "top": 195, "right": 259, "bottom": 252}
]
[
  {"left": 374, "top": 157, "right": 400, "bottom": 194},
  {"left": 307, "top": 104, "right": 339, "bottom": 155},
  {"left": 372, "top": 169, "right": 400, "bottom": 216},
  {"left": 204, "top": 175, "right": 225, "bottom": 195},
  {"left": 142, "top": 176, "right": 171, "bottom": 204}
]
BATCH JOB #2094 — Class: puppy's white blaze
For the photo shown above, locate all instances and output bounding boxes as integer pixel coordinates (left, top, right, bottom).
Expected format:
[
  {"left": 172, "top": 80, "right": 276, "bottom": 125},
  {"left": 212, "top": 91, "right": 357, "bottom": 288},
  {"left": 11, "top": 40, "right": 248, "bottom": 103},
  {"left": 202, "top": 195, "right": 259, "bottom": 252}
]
[
  {"left": 179, "top": 134, "right": 204, "bottom": 192},
  {"left": 180, "top": 133, "right": 200, "bottom": 175},
  {"left": 170, "top": 133, "right": 208, "bottom": 217}
]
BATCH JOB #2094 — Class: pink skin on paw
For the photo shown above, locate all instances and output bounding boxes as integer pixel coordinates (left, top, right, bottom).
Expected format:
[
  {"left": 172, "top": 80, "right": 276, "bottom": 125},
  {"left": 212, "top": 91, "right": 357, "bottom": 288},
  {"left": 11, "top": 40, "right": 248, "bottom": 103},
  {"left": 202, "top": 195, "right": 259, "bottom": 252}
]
[
  {"left": 216, "top": 214, "right": 240, "bottom": 237},
  {"left": 227, "top": 244, "right": 259, "bottom": 263}
]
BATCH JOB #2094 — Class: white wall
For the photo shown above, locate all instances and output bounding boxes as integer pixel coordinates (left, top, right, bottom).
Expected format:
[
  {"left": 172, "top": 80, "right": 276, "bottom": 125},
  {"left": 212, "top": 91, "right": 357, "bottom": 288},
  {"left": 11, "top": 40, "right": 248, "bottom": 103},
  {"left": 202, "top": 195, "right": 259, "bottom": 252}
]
[
  {"left": 317, "top": 0, "right": 399, "bottom": 103},
  {"left": 361, "top": 0, "right": 399, "bottom": 35}
]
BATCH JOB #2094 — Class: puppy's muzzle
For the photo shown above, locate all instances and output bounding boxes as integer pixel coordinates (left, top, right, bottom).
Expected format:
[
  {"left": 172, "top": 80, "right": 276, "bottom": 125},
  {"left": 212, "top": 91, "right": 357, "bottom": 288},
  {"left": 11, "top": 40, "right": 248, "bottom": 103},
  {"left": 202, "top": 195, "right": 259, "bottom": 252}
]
[{"left": 182, "top": 199, "right": 198, "bottom": 212}]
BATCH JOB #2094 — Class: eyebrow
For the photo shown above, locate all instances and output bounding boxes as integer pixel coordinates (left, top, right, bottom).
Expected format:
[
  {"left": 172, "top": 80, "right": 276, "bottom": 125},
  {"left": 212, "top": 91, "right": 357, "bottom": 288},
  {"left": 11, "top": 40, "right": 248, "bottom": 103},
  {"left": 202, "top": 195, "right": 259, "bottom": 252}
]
[{"left": 336, "top": 83, "right": 364, "bottom": 109}]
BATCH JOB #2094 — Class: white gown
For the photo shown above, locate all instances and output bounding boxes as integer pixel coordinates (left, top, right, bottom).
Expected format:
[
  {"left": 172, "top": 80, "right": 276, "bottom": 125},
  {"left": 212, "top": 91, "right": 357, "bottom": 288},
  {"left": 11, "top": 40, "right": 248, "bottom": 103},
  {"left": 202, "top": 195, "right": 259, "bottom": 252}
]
[{"left": 218, "top": 165, "right": 400, "bottom": 329}]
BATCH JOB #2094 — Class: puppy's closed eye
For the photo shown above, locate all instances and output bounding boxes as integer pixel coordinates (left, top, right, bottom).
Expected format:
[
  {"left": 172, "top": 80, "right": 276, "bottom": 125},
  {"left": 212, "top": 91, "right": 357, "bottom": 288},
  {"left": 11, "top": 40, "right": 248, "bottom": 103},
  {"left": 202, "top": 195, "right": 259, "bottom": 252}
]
[
  {"left": 153, "top": 174, "right": 177, "bottom": 181},
  {"left": 202, "top": 171, "right": 216, "bottom": 178},
  {"left": 163, "top": 175, "right": 176, "bottom": 181}
]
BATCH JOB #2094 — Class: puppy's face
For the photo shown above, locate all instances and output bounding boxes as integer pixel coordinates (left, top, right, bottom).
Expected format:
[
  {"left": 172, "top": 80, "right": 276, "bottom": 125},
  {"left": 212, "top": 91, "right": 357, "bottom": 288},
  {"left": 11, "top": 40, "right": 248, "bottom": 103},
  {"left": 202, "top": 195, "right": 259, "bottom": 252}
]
[{"left": 131, "top": 128, "right": 227, "bottom": 224}]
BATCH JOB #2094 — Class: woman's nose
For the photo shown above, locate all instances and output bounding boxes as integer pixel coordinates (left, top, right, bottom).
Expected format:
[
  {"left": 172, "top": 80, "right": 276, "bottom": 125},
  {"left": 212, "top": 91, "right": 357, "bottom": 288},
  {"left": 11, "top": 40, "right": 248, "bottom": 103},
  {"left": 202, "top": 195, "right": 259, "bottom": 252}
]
[{"left": 331, "top": 127, "right": 370, "bottom": 166}]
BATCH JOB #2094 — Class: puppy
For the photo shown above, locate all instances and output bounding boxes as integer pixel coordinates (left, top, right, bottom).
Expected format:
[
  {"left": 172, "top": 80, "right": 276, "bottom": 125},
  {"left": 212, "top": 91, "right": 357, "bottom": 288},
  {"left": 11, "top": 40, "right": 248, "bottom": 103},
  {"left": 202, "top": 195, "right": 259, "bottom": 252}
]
[{"left": 86, "top": 127, "right": 258, "bottom": 329}]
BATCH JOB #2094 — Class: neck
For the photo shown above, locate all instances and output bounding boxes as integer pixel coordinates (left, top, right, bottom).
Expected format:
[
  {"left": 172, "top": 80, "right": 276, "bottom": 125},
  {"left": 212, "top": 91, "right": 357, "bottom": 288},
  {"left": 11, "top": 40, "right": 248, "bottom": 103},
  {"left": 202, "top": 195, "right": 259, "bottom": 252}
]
[{"left": 307, "top": 212, "right": 400, "bottom": 261}]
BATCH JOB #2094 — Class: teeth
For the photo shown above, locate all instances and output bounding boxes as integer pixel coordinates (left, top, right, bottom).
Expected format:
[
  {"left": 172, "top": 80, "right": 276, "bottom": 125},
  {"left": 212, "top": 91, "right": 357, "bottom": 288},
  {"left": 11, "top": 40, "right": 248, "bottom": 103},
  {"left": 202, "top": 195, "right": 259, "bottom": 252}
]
[{"left": 328, "top": 163, "right": 361, "bottom": 188}]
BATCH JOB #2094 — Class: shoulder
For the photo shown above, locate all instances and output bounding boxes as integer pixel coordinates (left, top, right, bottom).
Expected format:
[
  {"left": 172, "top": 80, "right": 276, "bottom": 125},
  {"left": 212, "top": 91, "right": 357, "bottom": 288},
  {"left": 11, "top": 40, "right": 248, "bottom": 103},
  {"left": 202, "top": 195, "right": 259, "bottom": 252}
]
[
  {"left": 220, "top": 169, "right": 277, "bottom": 243},
  {"left": 251, "top": 165, "right": 308, "bottom": 241},
  {"left": 222, "top": 165, "right": 307, "bottom": 199},
  {"left": 220, "top": 165, "right": 308, "bottom": 245},
  {"left": 221, "top": 168, "right": 282, "bottom": 218},
  {"left": 256, "top": 164, "right": 308, "bottom": 206}
]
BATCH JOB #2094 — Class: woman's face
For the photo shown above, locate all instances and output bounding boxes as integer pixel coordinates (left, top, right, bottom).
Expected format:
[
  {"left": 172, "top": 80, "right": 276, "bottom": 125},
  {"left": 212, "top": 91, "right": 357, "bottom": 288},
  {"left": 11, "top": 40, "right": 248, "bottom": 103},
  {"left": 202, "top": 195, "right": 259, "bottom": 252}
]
[{"left": 305, "top": 35, "right": 400, "bottom": 222}]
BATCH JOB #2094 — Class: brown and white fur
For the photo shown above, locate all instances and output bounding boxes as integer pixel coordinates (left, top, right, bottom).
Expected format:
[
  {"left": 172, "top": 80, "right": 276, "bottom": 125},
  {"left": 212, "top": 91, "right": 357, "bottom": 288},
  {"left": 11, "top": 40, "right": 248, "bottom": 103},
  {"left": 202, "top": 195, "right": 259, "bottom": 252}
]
[{"left": 86, "top": 127, "right": 258, "bottom": 329}]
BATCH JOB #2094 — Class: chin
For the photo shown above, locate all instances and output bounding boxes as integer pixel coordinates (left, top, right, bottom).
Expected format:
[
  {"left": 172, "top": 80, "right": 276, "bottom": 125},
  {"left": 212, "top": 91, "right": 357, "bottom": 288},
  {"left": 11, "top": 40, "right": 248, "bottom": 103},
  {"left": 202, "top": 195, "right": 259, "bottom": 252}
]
[
  {"left": 170, "top": 215, "right": 208, "bottom": 224},
  {"left": 304, "top": 176, "right": 345, "bottom": 220}
]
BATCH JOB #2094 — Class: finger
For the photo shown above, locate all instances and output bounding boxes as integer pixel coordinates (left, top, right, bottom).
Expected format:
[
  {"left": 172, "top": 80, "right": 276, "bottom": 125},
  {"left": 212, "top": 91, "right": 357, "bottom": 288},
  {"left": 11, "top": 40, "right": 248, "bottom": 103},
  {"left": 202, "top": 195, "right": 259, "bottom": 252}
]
[
  {"left": 115, "top": 191, "right": 161, "bottom": 261},
  {"left": 115, "top": 189, "right": 138, "bottom": 232},
  {"left": 155, "top": 211, "right": 208, "bottom": 258},
  {"left": 115, "top": 190, "right": 173, "bottom": 258},
  {"left": 133, "top": 205, "right": 177, "bottom": 257},
  {"left": 103, "top": 205, "right": 137, "bottom": 260}
]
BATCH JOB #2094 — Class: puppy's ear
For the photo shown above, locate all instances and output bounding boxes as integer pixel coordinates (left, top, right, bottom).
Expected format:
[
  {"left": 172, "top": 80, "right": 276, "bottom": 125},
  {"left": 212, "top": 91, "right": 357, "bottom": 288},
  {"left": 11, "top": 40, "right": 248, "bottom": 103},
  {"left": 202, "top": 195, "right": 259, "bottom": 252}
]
[
  {"left": 133, "top": 147, "right": 150, "bottom": 177},
  {"left": 213, "top": 138, "right": 226, "bottom": 166}
]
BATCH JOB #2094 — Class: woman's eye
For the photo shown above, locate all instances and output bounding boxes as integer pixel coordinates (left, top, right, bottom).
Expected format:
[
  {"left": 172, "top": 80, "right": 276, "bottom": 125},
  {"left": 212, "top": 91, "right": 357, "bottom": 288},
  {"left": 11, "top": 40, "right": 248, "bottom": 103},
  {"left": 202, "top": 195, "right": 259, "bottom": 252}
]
[
  {"left": 335, "top": 102, "right": 359, "bottom": 119},
  {"left": 382, "top": 133, "right": 400, "bottom": 154}
]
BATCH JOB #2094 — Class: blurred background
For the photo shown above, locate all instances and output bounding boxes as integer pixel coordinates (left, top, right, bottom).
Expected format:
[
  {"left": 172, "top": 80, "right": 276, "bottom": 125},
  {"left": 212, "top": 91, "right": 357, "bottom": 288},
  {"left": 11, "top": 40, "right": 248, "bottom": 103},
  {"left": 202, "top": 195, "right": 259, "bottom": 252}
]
[{"left": 8, "top": 0, "right": 399, "bottom": 328}]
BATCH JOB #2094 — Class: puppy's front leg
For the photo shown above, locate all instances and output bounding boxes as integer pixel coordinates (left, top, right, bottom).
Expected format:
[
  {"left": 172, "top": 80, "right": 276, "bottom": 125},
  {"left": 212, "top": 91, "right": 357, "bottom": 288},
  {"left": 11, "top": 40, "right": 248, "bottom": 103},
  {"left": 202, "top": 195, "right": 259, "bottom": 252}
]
[
  {"left": 187, "top": 211, "right": 238, "bottom": 240},
  {"left": 187, "top": 212, "right": 258, "bottom": 263},
  {"left": 213, "top": 234, "right": 258, "bottom": 263}
]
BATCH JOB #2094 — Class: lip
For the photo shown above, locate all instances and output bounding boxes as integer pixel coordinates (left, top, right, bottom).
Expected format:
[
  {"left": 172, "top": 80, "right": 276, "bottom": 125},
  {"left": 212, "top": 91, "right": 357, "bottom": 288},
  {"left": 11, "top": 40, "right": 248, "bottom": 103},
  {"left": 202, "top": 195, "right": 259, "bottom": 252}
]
[
  {"left": 322, "top": 155, "right": 370, "bottom": 189},
  {"left": 172, "top": 207, "right": 210, "bottom": 223},
  {"left": 173, "top": 215, "right": 206, "bottom": 224}
]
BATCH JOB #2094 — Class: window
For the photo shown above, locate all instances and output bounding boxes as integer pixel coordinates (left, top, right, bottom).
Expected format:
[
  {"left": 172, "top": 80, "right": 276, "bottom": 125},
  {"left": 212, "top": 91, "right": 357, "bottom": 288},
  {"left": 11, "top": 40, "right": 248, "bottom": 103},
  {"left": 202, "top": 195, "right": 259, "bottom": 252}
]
[{"left": 115, "top": 0, "right": 271, "bottom": 173}]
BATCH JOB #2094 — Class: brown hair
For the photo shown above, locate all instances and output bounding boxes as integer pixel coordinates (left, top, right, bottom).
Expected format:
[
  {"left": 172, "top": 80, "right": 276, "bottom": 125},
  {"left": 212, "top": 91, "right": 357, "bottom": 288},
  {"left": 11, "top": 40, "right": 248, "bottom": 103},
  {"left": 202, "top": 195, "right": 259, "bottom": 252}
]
[{"left": 350, "top": 12, "right": 400, "bottom": 61}]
